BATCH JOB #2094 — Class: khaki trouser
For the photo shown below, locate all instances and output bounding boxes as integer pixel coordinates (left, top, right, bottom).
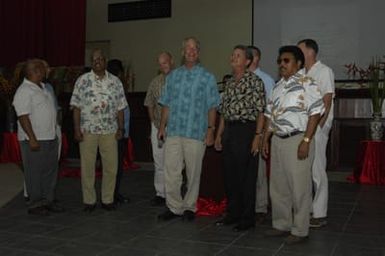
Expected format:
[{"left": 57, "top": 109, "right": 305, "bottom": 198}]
[
  {"left": 270, "top": 134, "right": 314, "bottom": 237},
  {"left": 79, "top": 133, "right": 118, "bottom": 205},
  {"left": 164, "top": 136, "right": 206, "bottom": 215}
]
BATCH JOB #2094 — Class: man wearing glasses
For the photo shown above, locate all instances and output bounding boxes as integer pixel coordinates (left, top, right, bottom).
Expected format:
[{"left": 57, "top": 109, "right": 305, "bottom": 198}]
[
  {"left": 70, "top": 49, "right": 128, "bottom": 212},
  {"left": 262, "top": 46, "right": 323, "bottom": 245}
]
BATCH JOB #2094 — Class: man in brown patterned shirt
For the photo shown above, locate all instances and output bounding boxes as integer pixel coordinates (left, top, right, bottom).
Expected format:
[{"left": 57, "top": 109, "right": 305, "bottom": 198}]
[{"left": 144, "top": 52, "right": 174, "bottom": 206}]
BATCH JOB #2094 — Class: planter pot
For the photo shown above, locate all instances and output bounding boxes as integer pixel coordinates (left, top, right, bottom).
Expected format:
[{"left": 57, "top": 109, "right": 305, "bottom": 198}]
[{"left": 370, "top": 113, "right": 383, "bottom": 141}]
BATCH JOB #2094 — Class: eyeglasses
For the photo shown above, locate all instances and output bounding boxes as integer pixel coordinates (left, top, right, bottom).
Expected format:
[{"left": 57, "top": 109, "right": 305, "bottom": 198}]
[{"left": 277, "top": 58, "right": 292, "bottom": 65}]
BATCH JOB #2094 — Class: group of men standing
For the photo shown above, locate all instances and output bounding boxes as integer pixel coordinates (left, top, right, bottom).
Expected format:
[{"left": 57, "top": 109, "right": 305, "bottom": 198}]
[
  {"left": 143, "top": 37, "right": 334, "bottom": 245},
  {"left": 12, "top": 36, "right": 334, "bottom": 245}
]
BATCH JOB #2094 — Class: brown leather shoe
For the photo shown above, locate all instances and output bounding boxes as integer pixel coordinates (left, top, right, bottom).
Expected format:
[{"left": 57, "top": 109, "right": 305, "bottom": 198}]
[
  {"left": 101, "top": 203, "right": 117, "bottom": 211},
  {"left": 310, "top": 217, "right": 327, "bottom": 228},
  {"left": 45, "top": 203, "right": 65, "bottom": 213},
  {"left": 255, "top": 212, "right": 267, "bottom": 225},
  {"left": 264, "top": 229, "right": 290, "bottom": 237},
  {"left": 158, "top": 209, "right": 180, "bottom": 221},
  {"left": 28, "top": 206, "right": 50, "bottom": 216},
  {"left": 284, "top": 234, "right": 308, "bottom": 245},
  {"left": 83, "top": 204, "right": 96, "bottom": 213}
]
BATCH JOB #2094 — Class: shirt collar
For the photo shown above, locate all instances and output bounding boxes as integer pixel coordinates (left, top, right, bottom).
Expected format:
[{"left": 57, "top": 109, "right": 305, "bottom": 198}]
[
  {"left": 278, "top": 70, "right": 303, "bottom": 85},
  {"left": 182, "top": 63, "right": 201, "bottom": 71},
  {"left": 24, "top": 78, "right": 45, "bottom": 89},
  {"left": 91, "top": 70, "right": 109, "bottom": 80}
]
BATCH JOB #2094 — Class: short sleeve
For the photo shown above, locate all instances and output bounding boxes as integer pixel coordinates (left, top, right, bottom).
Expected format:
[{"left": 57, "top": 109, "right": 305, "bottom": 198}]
[
  {"left": 305, "top": 80, "right": 324, "bottom": 116},
  {"left": 70, "top": 76, "right": 83, "bottom": 109},
  {"left": 158, "top": 75, "right": 171, "bottom": 107},
  {"left": 206, "top": 74, "right": 220, "bottom": 110},
  {"left": 13, "top": 86, "right": 31, "bottom": 117},
  {"left": 318, "top": 67, "right": 335, "bottom": 96}
]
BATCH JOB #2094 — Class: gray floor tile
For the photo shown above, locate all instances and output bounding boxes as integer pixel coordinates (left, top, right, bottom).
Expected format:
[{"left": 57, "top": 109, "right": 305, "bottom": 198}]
[
  {"left": 1, "top": 169, "right": 385, "bottom": 255},
  {"left": 217, "top": 246, "right": 276, "bottom": 256},
  {"left": 50, "top": 241, "right": 112, "bottom": 256}
]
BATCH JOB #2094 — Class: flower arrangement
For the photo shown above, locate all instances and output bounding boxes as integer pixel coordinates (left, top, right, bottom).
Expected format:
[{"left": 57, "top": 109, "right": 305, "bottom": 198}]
[
  {"left": 368, "top": 58, "right": 385, "bottom": 116},
  {"left": 345, "top": 57, "right": 385, "bottom": 116}
]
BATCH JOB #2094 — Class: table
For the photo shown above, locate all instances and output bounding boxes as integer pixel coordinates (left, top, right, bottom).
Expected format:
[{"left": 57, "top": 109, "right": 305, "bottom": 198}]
[
  {"left": 349, "top": 140, "right": 385, "bottom": 185},
  {"left": 0, "top": 132, "right": 68, "bottom": 163}
]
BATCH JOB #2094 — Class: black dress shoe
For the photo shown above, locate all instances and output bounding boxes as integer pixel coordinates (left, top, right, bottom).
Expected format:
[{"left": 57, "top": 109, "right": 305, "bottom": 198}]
[
  {"left": 101, "top": 203, "right": 117, "bottom": 211},
  {"left": 114, "top": 194, "right": 130, "bottom": 204},
  {"left": 45, "top": 203, "right": 65, "bottom": 213},
  {"left": 232, "top": 221, "right": 255, "bottom": 232},
  {"left": 28, "top": 206, "right": 50, "bottom": 216},
  {"left": 182, "top": 210, "right": 195, "bottom": 221},
  {"left": 150, "top": 196, "right": 165, "bottom": 206},
  {"left": 215, "top": 216, "right": 238, "bottom": 226},
  {"left": 158, "top": 209, "right": 180, "bottom": 221},
  {"left": 83, "top": 204, "right": 96, "bottom": 213}
]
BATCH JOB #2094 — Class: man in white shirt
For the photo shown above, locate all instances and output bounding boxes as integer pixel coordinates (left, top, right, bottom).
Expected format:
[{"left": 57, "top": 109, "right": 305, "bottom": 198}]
[
  {"left": 298, "top": 39, "right": 335, "bottom": 228},
  {"left": 13, "top": 59, "right": 59, "bottom": 216},
  {"left": 262, "top": 45, "right": 323, "bottom": 244},
  {"left": 247, "top": 46, "right": 275, "bottom": 224},
  {"left": 70, "top": 49, "right": 128, "bottom": 212}
]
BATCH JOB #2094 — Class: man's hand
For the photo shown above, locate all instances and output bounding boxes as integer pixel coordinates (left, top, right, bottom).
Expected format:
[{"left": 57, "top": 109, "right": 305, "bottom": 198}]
[
  {"left": 262, "top": 139, "right": 270, "bottom": 159},
  {"left": 297, "top": 141, "right": 310, "bottom": 160},
  {"left": 29, "top": 138, "right": 40, "bottom": 151},
  {"left": 115, "top": 129, "right": 124, "bottom": 140},
  {"left": 158, "top": 127, "right": 166, "bottom": 142},
  {"left": 205, "top": 129, "right": 215, "bottom": 147},
  {"left": 74, "top": 128, "right": 83, "bottom": 142},
  {"left": 251, "top": 135, "right": 262, "bottom": 156},
  {"left": 214, "top": 136, "right": 222, "bottom": 151}
]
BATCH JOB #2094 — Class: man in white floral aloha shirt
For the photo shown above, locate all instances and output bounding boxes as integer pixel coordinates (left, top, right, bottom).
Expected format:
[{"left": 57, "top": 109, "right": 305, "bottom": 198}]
[
  {"left": 262, "top": 45, "right": 324, "bottom": 245},
  {"left": 70, "top": 49, "right": 128, "bottom": 212}
]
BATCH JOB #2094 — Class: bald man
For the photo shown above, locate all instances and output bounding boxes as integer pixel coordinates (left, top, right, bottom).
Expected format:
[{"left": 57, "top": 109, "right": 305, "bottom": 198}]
[
  {"left": 144, "top": 52, "right": 174, "bottom": 206},
  {"left": 13, "top": 59, "right": 59, "bottom": 216}
]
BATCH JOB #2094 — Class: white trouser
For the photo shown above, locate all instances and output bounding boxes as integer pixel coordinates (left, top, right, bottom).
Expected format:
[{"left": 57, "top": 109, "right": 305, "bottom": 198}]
[
  {"left": 255, "top": 154, "right": 268, "bottom": 213},
  {"left": 312, "top": 118, "right": 332, "bottom": 218},
  {"left": 150, "top": 123, "right": 165, "bottom": 198}
]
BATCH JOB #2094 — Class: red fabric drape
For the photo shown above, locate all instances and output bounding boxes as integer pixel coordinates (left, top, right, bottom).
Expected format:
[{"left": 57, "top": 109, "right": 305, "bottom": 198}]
[
  {"left": 0, "top": 0, "right": 86, "bottom": 67},
  {"left": 348, "top": 140, "right": 385, "bottom": 185}
]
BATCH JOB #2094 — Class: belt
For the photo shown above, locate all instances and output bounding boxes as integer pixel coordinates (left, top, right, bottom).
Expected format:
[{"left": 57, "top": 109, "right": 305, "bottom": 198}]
[
  {"left": 226, "top": 120, "right": 255, "bottom": 124},
  {"left": 275, "top": 131, "right": 303, "bottom": 139}
]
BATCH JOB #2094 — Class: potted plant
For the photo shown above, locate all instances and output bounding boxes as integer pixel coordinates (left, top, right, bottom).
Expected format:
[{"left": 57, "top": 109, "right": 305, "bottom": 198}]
[{"left": 368, "top": 59, "right": 385, "bottom": 140}]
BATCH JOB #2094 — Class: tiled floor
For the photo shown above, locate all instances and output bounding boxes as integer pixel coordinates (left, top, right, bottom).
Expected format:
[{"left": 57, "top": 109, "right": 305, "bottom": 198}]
[{"left": 0, "top": 168, "right": 385, "bottom": 256}]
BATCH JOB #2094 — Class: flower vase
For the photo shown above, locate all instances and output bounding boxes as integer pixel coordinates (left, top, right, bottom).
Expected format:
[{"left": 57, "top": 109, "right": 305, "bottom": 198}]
[{"left": 370, "top": 112, "right": 383, "bottom": 141}]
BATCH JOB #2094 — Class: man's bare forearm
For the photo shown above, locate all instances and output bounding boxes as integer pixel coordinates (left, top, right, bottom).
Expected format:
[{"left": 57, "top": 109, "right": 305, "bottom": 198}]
[
  {"left": 18, "top": 115, "right": 37, "bottom": 141},
  {"left": 73, "top": 107, "right": 81, "bottom": 131}
]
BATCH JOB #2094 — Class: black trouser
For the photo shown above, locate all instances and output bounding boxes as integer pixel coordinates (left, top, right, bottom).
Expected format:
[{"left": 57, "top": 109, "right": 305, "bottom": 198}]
[
  {"left": 115, "top": 138, "right": 128, "bottom": 197},
  {"left": 222, "top": 121, "right": 258, "bottom": 224}
]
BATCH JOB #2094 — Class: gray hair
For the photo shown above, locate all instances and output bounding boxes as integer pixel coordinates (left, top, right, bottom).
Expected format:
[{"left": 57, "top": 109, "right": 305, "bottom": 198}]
[{"left": 182, "top": 36, "right": 201, "bottom": 52}]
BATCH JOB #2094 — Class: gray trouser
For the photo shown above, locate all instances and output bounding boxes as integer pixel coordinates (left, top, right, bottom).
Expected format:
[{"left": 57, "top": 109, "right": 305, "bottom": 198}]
[{"left": 20, "top": 139, "right": 59, "bottom": 209}]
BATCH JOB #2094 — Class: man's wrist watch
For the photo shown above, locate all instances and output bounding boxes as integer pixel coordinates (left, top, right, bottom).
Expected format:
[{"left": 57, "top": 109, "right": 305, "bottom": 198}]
[{"left": 303, "top": 137, "right": 311, "bottom": 143}]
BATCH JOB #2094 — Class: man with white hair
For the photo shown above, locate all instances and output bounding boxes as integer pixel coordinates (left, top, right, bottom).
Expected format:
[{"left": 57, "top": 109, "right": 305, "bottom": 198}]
[
  {"left": 144, "top": 51, "right": 174, "bottom": 206},
  {"left": 157, "top": 37, "right": 220, "bottom": 221}
]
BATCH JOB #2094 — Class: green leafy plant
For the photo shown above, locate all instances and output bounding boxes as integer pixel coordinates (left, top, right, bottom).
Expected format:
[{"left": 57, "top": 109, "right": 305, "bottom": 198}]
[{"left": 368, "top": 59, "right": 385, "bottom": 115}]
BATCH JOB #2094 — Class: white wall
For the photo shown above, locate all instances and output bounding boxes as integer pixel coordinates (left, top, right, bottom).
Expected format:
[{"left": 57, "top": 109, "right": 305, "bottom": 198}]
[
  {"left": 86, "top": 0, "right": 252, "bottom": 91},
  {"left": 253, "top": 0, "right": 385, "bottom": 80}
]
